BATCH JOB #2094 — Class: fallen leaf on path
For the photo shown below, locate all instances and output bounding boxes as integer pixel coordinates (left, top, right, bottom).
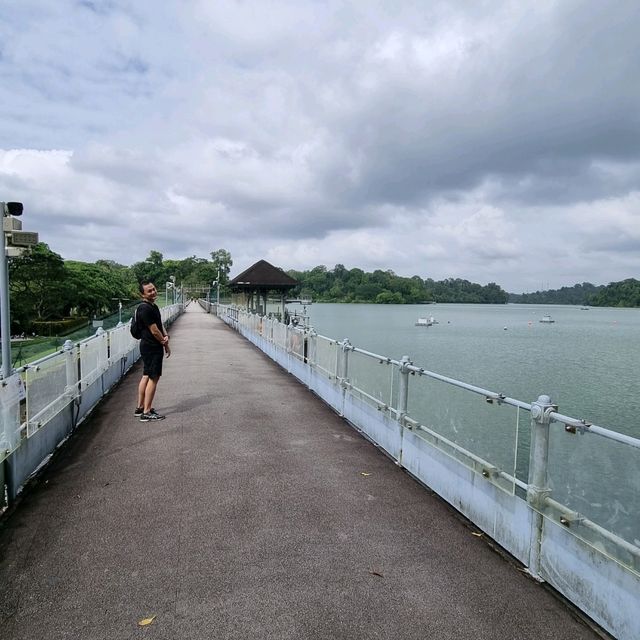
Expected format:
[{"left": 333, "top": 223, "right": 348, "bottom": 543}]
[
  {"left": 138, "top": 615, "right": 156, "bottom": 627},
  {"left": 369, "top": 570, "right": 384, "bottom": 578},
  {"left": 471, "top": 532, "right": 483, "bottom": 537},
  {"left": 360, "top": 472, "right": 371, "bottom": 477}
]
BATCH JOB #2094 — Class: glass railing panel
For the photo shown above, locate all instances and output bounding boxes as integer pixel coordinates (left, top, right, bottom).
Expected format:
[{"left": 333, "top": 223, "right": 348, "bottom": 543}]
[
  {"left": 407, "top": 375, "right": 519, "bottom": 493},
  {"left": 287, "top": 328, "right": 306, "bottom": 360},
  {"left": 264, "top": 318, "right": 275, "bottom": 342},
  {"left": 273, "top": 323, "right": 288, "bottom": 349},
  {"left": 347, "top": 350, "right": 396, "bottom": 412},
  {"left": 514, "top": 409, "right": 532, "bottom": 492},
  {"left": 109, "top": 324, "right": 130, "bottom": 361},
  {"left": 0, "top": 372, "right": 24, "bottom": 460},
  {"left": 79, "top": 335, "right": 107, "bottom": 388},
  {"left": 312, "top": 336, "right": 338, "bottom": 379},
  {"left": 25, "top": 352, "right": 73, "bottom": 436},
  {"left": 541, "top": 425, "right": 640, "bottom": 572}
]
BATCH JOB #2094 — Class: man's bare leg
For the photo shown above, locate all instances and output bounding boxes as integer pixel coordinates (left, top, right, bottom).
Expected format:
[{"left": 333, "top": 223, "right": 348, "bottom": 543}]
[
  {"left": 143, "top": 377, "right": 159, "bottom": 414},
  {"left": 137, "top": 375, "right": 149, "bottom": 409}
]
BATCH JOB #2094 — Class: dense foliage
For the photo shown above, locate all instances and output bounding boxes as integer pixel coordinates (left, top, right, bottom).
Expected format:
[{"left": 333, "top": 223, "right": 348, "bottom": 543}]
[
  {"left": 508, "top": 280, "right": 640, "bottom": 307},
  {"left": 129, "top": 248, "right": 232, "bottom": 292},
  {"left": 508, "top": 283, "right": 603, "bottom": 305},
  {"left": 286, "top": 265, "right": 509, "bottom": 304},
  {"left": 587, "top": 279, "right": 640, "bottom": 307},
  {"left": 8, "top": 244, "right": 232, "bottom": 334}
]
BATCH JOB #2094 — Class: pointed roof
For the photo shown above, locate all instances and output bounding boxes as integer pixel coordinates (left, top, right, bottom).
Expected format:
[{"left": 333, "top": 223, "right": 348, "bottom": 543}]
[{"left": 228, "top": 259, "right": 299, "bottom": 291}]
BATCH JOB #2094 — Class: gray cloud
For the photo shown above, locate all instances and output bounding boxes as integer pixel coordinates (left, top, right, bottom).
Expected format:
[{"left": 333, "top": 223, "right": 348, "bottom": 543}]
[{"left": 0, "top": 1, "right": 639, "bottom": 291}]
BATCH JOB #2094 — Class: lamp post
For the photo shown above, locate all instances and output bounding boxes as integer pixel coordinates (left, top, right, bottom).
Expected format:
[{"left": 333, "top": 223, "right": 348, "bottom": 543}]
[{"left": 111, "top": 297, "right": 129, "bottom": 325}]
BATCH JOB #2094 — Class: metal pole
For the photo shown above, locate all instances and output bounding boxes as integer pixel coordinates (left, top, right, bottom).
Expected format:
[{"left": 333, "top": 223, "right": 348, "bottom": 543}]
[
  {"left": 0, "top": 229, "right": 11, "bottom": 378},
  {"left": 397, "top": 355, "right": 411, "bottom": 421},
  {"left": 527, "top": 393, "right": 554, "bottom": 580},
  {"left": 337, "top": 338, "right": 351, "bottom": 381},
  {"left": 216, "top": 268, "right": 220, "bottom": 306},
  {"left": 63, "top": 339, "right": 77, "bottom": 398}
]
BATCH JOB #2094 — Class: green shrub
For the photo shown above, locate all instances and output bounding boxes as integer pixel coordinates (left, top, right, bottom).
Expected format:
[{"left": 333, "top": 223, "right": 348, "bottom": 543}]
[{"left": 31, "top": 317, "right": 89, "bottom": 336}]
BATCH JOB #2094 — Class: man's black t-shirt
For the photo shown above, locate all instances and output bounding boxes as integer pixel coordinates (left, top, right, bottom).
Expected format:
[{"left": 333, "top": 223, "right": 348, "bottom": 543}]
[{"left": 137, "top": 302, "right": 164, "bottom": 351}]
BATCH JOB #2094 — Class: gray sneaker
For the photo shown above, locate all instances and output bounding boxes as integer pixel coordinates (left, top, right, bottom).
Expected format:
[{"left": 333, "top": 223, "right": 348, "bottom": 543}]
[{"left": 140, "top": 411, "right": 165, "bottom": 422}]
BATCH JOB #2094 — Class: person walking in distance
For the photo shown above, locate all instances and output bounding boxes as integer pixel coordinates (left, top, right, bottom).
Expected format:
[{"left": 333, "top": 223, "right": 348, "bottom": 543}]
[{"left": 135, "top": 281, "right": 171, "bottom": 421}]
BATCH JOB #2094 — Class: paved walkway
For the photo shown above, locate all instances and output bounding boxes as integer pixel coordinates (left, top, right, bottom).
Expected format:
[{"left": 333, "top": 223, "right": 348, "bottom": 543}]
[{"left": 0, "top": 305, "right": 604, "bottom": 640}]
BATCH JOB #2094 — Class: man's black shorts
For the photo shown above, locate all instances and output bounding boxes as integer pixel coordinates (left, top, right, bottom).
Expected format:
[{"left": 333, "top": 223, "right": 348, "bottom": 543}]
[{"left": 141, "top": 346, "right": 163, "bottom": 379}]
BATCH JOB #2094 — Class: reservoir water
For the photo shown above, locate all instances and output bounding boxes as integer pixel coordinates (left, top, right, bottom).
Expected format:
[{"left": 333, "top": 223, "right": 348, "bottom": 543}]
[
  {"left": 307, "top": 303, "right": 639, "bottom": 437},
  {"left": 304, "top": 303, "right": 640, "bottom": 547}
]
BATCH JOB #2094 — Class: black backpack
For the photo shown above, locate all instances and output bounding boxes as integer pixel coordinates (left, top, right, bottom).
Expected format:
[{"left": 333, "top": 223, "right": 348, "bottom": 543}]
[{"left": 130, "top": 304, "right": 144, "bottom": 339}]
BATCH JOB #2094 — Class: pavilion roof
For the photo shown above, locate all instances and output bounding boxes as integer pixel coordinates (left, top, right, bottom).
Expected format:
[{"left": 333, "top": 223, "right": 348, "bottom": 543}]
[{"left": 228, "top": 259, "right": 299, "bottom": 291}]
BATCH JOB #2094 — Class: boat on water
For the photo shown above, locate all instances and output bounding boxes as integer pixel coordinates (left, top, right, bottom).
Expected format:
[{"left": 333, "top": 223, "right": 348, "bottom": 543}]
[
  {"left": 539, "top": 314, "right": 555, "bottom": 323},
  {"left": 415, "top": 315, "right": 438, "bottom": 326}
]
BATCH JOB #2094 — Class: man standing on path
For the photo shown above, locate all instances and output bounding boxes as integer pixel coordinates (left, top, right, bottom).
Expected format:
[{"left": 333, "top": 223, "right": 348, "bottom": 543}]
[{"left": 135, "top": 281, "right": 171, "bottom": 422}]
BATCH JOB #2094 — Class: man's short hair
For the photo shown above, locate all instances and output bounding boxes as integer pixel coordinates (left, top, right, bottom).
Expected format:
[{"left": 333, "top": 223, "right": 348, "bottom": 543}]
[{"left": 139, "top": 280, "right": 154, "bottom": 294}]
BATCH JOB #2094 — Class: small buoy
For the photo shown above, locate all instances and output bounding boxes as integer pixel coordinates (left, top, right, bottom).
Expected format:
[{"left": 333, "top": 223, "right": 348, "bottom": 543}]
[{"left": 503, "top": 326, "right": 508, "bottom": 330}]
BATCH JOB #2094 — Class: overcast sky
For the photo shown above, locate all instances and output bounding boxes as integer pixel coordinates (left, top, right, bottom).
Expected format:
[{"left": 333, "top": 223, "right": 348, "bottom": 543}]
[{"left": 1, "top": 1, "right": 639, "bottom": 292}]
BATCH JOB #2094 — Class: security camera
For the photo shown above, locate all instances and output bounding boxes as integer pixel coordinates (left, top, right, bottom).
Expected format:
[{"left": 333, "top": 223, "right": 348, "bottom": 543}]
[{"left": 3, "top": 202, "right": 23, "bottom": 216}]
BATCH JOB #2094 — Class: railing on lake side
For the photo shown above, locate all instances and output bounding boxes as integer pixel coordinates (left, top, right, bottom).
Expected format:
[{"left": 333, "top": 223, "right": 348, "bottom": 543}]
[
  {"left": 0, "top": 303, "right": 183, "bottom": 505},
  {"left": 201, "top": 300, "right": 640, "bottom": 640}
]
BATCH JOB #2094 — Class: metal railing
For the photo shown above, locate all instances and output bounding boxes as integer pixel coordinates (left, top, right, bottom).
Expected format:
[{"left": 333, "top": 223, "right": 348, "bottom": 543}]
[{"left": 203, "top": 301, "right": 640, "bottom": 640}]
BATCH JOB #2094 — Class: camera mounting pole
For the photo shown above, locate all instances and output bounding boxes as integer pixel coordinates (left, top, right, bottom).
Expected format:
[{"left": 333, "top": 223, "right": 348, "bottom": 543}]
[
  {"left": 1, "top": 201, "right": 37, "bottom": 378},
  {"left": 1, "top": 202, "right": 23, "bottom": 378}
]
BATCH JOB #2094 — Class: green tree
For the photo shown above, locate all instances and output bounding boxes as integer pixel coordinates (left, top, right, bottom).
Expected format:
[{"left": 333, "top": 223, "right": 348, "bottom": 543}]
[
  {"left": 8, "top": 243, "right": 67, "bottom": 332},
  {"left": 64, "top": 261, "right": 135, "bottom": 318},
  {"left": 588, "top": 279, "right": 640, "bottom": 307},
  {"left": 210, "top": 249, "right": 233, "bottom": 284},
  {"left": 131, "top": 250, "right": 167, "bottom": 286},
  {"left": 376, "top": 290, "right": 404, "bottom": 304}
]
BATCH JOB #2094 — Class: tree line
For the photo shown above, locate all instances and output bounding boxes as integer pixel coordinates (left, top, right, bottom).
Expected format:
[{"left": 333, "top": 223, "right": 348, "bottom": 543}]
[
  {"left": 8, "top": 244, "right": 232, "bottom": 334},
  {"left": 508, "top": 280, "right": 640, "bottom": 307},
  {"left": 508, "top": 283, "right": 603, "bottom": 305},
  {"left": 286, "top": 265, "right": 509, "bottom": 304},
  {"left": 7, "top": 243, "right": 640, "bottom": 335}
]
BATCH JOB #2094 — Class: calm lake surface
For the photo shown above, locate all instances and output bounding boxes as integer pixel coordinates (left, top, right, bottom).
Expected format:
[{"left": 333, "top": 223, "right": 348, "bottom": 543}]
[
  {"left": 307, "top": 303, "right": 640, "bottom": 437},
  {"left": 304, "top": 303, "right": 639, "bottom": 546}
]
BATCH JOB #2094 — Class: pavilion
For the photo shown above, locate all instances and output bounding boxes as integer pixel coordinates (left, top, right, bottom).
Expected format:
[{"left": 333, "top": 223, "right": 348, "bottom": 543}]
[{"left": 228, "top": 259, "right": 299, "bottom": 321}]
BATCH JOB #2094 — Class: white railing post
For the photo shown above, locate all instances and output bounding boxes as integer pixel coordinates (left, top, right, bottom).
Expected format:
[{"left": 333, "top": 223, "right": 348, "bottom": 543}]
[
  {"left": 63, "top": 340, "right": 78, "bottom": 400},
  {"left": 396, "top": 355, "right": 412, "bottom": 466},
  {"left": 305, "top": 328, "right": 316, "bottom": 387},
  {"left": 337, "top": 339, "right": 351, "bottom": 416},
  {"left": 527, "top": 393, "right": 555, "bottom": 580},
  {"left": 286, "top": 323, "right": 292, "bottom": 372},
  {"left": 307, "top": 328, "right": 317, "bottom": 365},
  {"left": 397, "top": 355, "right": 411, "bottom": 422},
  {"left": 337, "top": 338, "right": 351, "bottom": 381}
]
